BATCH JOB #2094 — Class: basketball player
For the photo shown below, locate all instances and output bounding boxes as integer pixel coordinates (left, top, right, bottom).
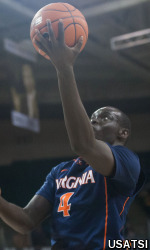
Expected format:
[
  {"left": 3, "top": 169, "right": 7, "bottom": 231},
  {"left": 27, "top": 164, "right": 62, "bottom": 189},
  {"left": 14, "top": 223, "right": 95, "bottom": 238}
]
[{"left": 0, "top": 20, "right": 144, "bottom": 249}]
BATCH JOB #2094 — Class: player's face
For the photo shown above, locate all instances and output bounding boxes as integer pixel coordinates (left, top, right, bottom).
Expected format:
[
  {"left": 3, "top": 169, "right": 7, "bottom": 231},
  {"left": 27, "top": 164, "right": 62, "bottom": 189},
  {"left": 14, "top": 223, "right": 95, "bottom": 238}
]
[{"left": 91, "top": 107, "right": 122, "bottom": 145}]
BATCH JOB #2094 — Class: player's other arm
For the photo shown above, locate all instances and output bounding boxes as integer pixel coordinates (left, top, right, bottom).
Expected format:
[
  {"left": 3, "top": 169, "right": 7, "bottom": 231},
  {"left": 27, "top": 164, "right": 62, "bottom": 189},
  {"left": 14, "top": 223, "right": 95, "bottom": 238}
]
[{"left": 0, "top": 191, "right": 52, "bottom": 234}]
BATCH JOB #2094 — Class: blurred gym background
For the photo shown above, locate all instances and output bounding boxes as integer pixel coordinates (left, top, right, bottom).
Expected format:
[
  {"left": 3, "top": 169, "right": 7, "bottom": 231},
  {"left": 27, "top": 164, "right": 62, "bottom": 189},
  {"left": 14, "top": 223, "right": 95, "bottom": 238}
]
[{"left": 0, "top": 0, "right": 150, "bottom": 248}]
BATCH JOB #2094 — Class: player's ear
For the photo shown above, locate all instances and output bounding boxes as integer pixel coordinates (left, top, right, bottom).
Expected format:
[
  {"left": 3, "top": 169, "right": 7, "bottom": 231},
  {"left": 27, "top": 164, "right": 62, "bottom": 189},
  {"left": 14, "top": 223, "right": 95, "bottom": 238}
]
[{"left": 118, "top": 128, "right": 129, "bottom": 140}]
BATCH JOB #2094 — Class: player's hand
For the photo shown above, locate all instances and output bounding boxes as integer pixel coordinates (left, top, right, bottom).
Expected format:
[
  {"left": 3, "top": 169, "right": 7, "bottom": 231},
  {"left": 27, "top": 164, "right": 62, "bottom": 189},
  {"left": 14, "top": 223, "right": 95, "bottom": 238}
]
[{"left": 34, "top": 19, "right": 83, "bottom": 71}]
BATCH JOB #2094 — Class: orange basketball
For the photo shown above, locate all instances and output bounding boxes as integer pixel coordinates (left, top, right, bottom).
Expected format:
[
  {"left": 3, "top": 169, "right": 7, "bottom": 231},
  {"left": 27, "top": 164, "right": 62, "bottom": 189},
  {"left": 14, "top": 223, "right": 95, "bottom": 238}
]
[{"left": 30, "top": 2, "right": 88, "bottom": 60}]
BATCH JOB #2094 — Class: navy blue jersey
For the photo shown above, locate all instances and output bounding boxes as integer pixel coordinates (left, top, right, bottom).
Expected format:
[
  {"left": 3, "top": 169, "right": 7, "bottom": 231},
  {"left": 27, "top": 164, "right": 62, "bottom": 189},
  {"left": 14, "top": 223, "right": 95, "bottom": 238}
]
[{"left": 36, "top": 144, "right": 144, "bottom": 250}]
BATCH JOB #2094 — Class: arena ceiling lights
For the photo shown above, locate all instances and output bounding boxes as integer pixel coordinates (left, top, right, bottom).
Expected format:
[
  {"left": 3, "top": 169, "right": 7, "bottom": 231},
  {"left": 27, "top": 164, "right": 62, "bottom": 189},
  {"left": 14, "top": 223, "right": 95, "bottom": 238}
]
[{"left": 110, "top": 29, "right": 150, "bottom": 50}]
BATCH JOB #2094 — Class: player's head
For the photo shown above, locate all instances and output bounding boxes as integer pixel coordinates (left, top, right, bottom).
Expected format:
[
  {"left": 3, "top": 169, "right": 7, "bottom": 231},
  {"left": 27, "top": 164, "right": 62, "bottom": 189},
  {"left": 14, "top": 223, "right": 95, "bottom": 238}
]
[{"left": 91, "top": 106, "right": 131, "bottom": 145}]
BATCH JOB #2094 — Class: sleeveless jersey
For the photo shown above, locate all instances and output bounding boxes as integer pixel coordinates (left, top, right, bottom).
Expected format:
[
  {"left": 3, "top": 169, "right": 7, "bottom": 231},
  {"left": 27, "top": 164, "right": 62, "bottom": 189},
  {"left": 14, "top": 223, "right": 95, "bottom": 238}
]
[{"left": 36, "top": 144, "right": 144, "bottom": 250}]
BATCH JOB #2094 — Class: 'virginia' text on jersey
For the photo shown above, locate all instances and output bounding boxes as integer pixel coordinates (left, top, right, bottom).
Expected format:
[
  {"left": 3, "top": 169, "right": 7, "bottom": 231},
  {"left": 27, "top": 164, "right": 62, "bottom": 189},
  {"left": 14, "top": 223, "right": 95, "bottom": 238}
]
[{"left": 56, "top": 170, "right": 95, "bottom": 189}]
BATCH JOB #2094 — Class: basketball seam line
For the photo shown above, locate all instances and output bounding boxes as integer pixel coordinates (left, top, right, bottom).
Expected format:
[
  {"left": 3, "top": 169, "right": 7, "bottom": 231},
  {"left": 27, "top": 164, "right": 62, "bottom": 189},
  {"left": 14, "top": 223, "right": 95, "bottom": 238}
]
[
  {"left": 42, "top": 8, "right": 76, "bottom": 13},
  {"left": 62, "top": 3, "right": 88, "bottom": 41},
  {"left": 62, "top": 3, "right": 76, "bottom": 45},
  {"left": 64, "top": 23, "right": 88, "bottom": 40}
]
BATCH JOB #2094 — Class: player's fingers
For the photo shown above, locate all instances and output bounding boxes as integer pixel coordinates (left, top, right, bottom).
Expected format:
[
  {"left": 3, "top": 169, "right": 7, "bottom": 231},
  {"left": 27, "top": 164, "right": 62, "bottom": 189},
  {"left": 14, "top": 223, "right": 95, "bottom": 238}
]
[
  {"left": 35, "top": 29, "right": 52, "bottom": 53},
  {"left": 58, "top": 19, "right": 64, "bottom": 44},
  {"left": 46, "top": 19, "right": 56, "bottom": 43},
  {"left": 34, "top": 39, "right": 49, "bottom": 54},
  {"left": 74, "top": 36, "right": 83, "bottom": 52},
  {"left": 35, "top": 29, "right": 47, "bottom": 46}
]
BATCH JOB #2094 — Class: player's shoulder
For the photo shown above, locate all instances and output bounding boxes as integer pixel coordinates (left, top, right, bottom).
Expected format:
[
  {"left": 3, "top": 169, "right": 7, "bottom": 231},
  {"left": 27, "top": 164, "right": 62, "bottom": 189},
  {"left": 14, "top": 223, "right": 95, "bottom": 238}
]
[
  {"left": 108, "top": 143, "right": 139, "bottom": 161},
  {"left": 107, "top": 143, "right": 141, "bottom": 177}
]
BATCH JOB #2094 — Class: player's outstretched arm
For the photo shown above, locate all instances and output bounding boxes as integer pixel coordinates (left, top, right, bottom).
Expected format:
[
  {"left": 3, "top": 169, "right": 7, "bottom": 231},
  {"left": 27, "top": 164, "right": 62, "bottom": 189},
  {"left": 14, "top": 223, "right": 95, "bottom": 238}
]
[
  {"left": 0, "top": 191, "right": 52, "bottom": 234},
  {"left": 35, "top": 20, "right": 115, "bottom": 177}
]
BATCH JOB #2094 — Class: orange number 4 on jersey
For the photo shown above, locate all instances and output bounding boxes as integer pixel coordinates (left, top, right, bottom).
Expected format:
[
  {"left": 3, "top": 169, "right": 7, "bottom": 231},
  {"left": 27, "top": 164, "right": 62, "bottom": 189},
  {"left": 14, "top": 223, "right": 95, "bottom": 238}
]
[{"left": 58, "top": 192, "right": 74, "bottom": 217}]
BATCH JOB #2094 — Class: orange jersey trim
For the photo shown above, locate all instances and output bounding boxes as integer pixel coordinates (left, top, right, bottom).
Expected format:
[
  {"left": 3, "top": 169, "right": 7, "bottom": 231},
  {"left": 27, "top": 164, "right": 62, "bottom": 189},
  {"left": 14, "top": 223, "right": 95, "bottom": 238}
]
[
  {"left": 61, "top": 169, "right": 68, "bottom": 172},
  {"left": 103, "top": 177, "right": 108, "bottom": 250},
  {"left": 120, "top": 197, "right": 130, "bottom": 216}
]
